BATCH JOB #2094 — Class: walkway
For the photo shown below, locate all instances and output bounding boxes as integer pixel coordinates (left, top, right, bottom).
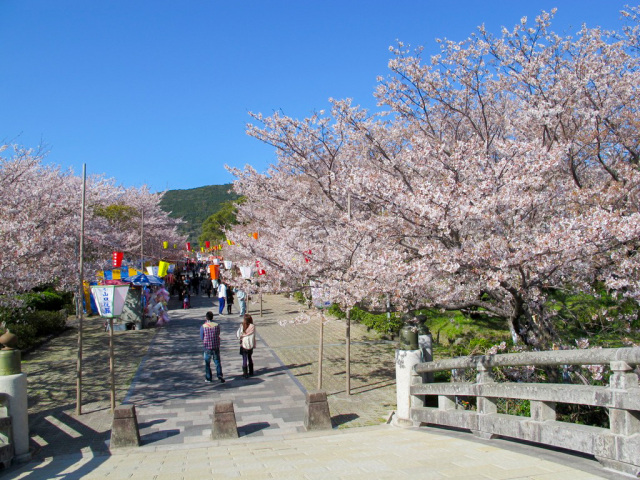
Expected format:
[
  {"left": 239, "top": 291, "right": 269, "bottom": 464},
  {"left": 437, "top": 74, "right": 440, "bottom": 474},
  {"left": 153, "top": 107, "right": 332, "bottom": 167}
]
[{"left": 2, "top": 292, "right": 623, "bottom": 479}]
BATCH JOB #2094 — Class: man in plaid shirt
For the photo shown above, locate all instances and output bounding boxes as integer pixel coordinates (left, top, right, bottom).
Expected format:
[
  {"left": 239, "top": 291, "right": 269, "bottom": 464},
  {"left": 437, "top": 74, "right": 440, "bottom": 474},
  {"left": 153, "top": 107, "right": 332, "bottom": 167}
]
[{"left": 200, "top": 311, "right": 225, "bottom": 383}]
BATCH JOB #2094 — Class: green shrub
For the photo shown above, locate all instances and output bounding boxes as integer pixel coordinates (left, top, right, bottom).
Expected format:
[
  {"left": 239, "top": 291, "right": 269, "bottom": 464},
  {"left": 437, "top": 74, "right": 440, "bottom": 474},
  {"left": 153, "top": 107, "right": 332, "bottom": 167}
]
[
  {"left": 24, "top": 310, "right": 67, "bottom": 337},
  {"left": 4, "top": 323, "right": 38, "bottom": 351},
  {"left": 20, "top": 291, "right": 67, "bottom": 311},
  {"left": 325, "top": 304, "right": 403, "bottom": 335},
  {"left": 292, "top": 291, "right": 307, "bottom": 305},
  {"left": 327, "top": 303, "right": 345, "bottom": 319}
]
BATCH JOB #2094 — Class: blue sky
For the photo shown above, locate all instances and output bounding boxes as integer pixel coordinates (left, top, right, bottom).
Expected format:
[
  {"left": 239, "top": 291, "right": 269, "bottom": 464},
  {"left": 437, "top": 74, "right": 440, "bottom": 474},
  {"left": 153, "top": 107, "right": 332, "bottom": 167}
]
[{"left": 0, "top": 1, "right": 631, "bottom": 192}]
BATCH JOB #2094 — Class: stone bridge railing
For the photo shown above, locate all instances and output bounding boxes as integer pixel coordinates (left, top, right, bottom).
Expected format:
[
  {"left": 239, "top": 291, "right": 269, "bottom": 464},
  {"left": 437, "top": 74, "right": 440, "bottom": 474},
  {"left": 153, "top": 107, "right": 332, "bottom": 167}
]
[{"left": 408, "top": 347, "right": 640, "bottom": 477}]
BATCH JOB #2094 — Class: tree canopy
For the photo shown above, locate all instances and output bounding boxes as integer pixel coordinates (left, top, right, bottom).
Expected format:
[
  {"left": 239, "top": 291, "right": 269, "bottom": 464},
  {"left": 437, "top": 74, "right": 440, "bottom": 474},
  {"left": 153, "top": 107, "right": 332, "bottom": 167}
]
[{"left": 227, "top": 9, "right": 640, "bottom": 347}]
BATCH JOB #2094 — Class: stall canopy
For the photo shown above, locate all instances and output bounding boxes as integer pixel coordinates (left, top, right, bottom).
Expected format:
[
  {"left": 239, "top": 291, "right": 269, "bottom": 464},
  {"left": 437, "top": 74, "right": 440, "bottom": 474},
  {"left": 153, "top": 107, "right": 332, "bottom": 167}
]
[
  {"left": 98, "top": 267, "right": 142, "bottom": 281},
  {"left": 122, "top": 273, "right": 164, "bottom": 286}
]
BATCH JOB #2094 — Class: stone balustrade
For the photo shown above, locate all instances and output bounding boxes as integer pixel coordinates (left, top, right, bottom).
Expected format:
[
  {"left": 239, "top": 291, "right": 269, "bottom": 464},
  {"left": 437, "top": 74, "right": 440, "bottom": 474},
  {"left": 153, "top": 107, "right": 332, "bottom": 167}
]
[{"left": 408, "top": 347, "right": 640, "bottom": 477}]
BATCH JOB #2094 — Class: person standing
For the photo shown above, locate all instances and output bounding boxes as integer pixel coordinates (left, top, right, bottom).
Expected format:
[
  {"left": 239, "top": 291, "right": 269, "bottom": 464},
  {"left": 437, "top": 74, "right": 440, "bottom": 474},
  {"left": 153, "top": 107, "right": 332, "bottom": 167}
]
[
  {"left": 226, "top": 286, "right": 235, "bottom": 315},
  {"left": 236, "top": 288, "right": 247, "bottom": 317},
  {"left": 236, "top": 314, "right": 255, "bottom": 378},
  {"left": 217, "top": 281, "right": 227, "bottom": 315},
  {"left": 200, "top": 311, "right": 225, "bottom": 383}
]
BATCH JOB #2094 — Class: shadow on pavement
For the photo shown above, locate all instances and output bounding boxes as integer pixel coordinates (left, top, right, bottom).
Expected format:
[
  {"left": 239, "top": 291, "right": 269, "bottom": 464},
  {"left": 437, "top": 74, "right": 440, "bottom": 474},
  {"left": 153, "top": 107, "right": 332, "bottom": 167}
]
[
  {"left": 140, "top": 429, "right": 180, "bottom": 445},
  {"left": 238, "top": 422, "right": 271, "bottom": 436},
  {"left": 331, "top": 413, "right": 359, "bottom": 427}
]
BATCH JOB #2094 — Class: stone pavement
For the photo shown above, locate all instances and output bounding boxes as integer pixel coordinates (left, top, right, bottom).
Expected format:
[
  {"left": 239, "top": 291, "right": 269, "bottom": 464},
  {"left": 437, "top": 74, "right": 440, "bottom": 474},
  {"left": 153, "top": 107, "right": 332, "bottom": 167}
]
[
  {"left": 122, "top": 294, "right": 308, "bottom": 444},
  {"left": 1, "top": 292, "right": 624, "bottom": 479},
  {"left": 3, "top": 423, "right": 618, "bottom": 479}
]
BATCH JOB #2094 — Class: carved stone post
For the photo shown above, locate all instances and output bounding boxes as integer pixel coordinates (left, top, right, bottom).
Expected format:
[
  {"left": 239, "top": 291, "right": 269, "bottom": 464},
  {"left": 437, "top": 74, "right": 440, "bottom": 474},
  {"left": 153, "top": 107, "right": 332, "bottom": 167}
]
[
  {"left": 595, "top": 360, "right": 640, "bottom": 477},
  {"left": 473, "top": 363, "right": 497, "bottom": 439},
  {"left": 394, "top": 349, "right": 422, "bottom": 426},
  {"left": 608, "top": 361, "right": 639, "bottom": 437},
  {"left": 111, "top": 404, "right": 140, "bottom": 448},
  {"left": 211, "top": 401, "right": 238, "bottom": 439},
  {"left": 530, "top": 401, "right": 556, "bottom": 422}
]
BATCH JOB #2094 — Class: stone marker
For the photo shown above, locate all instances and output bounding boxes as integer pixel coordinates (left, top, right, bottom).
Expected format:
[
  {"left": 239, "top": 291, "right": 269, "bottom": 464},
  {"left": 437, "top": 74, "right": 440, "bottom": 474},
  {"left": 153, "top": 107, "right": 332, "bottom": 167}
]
[
  {"left": 304, "top": 390, "right": 332, "bottom": 431},
  {"left": 212, "top": 401, "right": 238, "bottom": 439},
  {"left": 111, "top": 404, "right": 140, "bottom": 448}
]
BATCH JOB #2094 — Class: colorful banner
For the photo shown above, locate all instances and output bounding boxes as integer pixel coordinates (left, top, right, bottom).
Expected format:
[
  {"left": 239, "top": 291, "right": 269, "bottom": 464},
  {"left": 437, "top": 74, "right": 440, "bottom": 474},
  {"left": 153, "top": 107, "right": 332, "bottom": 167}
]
[{"left": 98, "top": 267, "right": 141, "bottom": 281}]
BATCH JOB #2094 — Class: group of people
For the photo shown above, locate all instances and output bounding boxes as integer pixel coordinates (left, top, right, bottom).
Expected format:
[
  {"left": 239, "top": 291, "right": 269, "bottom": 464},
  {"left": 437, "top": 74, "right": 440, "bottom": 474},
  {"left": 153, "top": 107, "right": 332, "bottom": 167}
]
[
  {"left": 200, "top": 311, "right": 255, "bottom": 383},
  {"left": 216, "top": 281, "right": 247, "bottom": 316},
  {"left": 181, "top": 277, "right": 247, "bottom": 316}
]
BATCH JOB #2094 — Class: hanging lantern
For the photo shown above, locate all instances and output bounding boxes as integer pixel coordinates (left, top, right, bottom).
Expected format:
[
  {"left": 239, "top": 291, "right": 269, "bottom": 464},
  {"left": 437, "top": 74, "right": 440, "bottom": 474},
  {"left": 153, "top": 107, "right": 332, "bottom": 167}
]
[
  {"left": 226, "top": 239, "right": 235, "bottom": 246},
  {"left": 162, "top": 241, "right": 168, "bottom": 249},
  {"left": 112, "top": 252, "right": 124, "bottom": 268},
  {"left": 213, "top": 258, "right": 220, "bottom": 265},
  {"left": 252, "top": 232, "right": 259, "bottom": 240},
  {"left": 239, "top": 266, "right": 253, "bottom": 279},
  {"left": 158, "top": 261, "right": 169, "bottom": 277},
  {"left": 224, "top": 260, "right": 233, "bottom": 270},
  {"left": 205, "top": 241, "right": 210, "bottom": 249},
  {"left": 90, "top": 285, "right": 130, "bottom": 318},
  {"left": 186, "top": 242, "right": 191, "bottom": 251},
  {"left": 209, "top": 264, "right": 220, "bottom": 280}
]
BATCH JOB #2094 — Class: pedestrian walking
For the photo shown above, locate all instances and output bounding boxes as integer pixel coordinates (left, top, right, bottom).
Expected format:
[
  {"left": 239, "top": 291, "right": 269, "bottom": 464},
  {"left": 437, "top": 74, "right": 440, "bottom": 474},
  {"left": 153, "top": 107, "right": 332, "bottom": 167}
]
[
  {"left": 183, "top": 290, "right": 190, "bottom": 309},
  {"left": 200, "top": 311, "right": 225, "bottom": 383},
  {"left": 226, "top": 287, "right": 235, "bottom": 315},
  {"left": 192, "top": 273, "right": 199, "bottom": 294},
  {"left": 236, "top": 314, "right": 255, "bottom": 378},
  {"left": 236, "top": 288, "right": 247, "bottom": 316},
  {"left": 218, "top": 281, "right": 227, "bottom": 315}
]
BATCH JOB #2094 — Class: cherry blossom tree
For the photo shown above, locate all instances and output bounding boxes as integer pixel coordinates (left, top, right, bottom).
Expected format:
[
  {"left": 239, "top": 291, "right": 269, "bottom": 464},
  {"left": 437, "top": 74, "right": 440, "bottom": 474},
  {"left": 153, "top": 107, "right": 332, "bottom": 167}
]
[
  {"left": 0, "top": 144, "right": 185, "bottom": 301},
  {"left": 230, "top": 9, "right": 640, "bottom": 347}
]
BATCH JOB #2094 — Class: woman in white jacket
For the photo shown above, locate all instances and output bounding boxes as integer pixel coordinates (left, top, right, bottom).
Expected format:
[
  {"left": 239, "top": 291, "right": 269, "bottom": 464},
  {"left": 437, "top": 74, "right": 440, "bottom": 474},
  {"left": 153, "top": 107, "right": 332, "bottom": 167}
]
[{"left": 237, "top": 314, "right": 255, "bottom": 378}]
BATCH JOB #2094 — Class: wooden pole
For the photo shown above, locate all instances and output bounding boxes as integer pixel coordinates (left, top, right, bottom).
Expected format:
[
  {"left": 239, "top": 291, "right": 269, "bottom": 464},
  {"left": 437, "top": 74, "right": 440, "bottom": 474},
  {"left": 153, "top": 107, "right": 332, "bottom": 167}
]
[
  {"left": 76, "top": 164, "right": 86, "bottom": 416},
  {"left": 346, "top": 192, "right": 352, "bottom": 396},
  {"left": 109, "top": 317, "right": 116, "bottom": 412},
  {"left": 140, "top": 209, "right": 144, "bottom": 271},
  {"left": 317, "top": 311, "right": 324, "bottom": 390},
  {"left": 346, "top": 307, "right": 351, "bottom": 395}
]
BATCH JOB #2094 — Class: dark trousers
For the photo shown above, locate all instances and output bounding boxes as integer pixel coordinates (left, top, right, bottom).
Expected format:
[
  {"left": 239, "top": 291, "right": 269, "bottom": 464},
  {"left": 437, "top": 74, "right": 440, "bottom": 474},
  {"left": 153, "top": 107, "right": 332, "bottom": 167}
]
[{"left": 241, "top": 348, "right": 253, "bottom": 372}]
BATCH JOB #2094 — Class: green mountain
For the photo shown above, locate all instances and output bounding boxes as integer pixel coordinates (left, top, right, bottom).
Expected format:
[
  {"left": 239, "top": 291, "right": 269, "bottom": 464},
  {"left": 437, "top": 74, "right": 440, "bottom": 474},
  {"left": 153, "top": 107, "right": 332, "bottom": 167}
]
[{"left": 159, "top": 184, "right": 239, "bottom": 243}]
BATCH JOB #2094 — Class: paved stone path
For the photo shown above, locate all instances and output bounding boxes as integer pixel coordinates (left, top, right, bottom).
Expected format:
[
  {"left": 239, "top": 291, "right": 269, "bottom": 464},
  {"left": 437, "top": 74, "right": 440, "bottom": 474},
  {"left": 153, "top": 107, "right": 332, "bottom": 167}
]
[{"left": 124, "top": 295, "right": 308, "bottom": 445}]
